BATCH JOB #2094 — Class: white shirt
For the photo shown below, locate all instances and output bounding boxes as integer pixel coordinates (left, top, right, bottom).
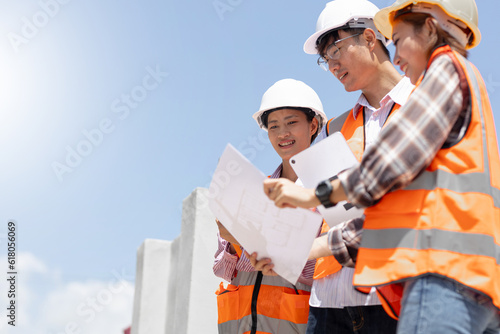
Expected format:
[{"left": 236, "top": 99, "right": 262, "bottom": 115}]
[{"left": 309, "top": 76, "right": 414, "bottom": 308}]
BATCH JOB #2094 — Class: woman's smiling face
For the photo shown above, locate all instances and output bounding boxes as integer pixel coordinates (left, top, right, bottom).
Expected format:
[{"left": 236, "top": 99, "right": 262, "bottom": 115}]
[
  {"left": 267, "top": 108, "right": 317, "bottom": 161},
  {"left": 392, "top": 18, "right": 432, "bottom": 84}
]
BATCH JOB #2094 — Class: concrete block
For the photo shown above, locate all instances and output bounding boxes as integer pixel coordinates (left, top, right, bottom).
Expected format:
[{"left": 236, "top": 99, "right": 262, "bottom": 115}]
[
  {"left": 171, "top": 188, "right": 220, "bottom": 334},
  {"left": 131, "top": 239, "right": 173, "bottom": 334},
  {"left": 131, "top": 188, "right": 222, "bottom": 334}
]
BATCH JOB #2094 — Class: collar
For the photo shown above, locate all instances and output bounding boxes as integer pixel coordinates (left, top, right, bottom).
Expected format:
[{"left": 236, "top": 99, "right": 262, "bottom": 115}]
[
  {"left": 352, "top": 76, "right": 414, "bottom": 119},
  {"left": 270, "top": 164, "right": 283, "bottom": 179}
]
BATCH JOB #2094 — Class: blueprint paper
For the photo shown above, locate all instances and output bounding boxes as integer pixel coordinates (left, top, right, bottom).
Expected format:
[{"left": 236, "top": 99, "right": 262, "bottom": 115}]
[
  {"left": 208, "top": 144, "right": 323, "bottom": 285},
  {"left": 290, "top": 132, "right": 365, "bottom": 226}
]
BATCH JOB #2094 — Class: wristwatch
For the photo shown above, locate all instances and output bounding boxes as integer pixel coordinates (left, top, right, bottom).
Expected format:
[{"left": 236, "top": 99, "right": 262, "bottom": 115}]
[{"left": 315, "top": 175, "right": 338, "bottom": 208}]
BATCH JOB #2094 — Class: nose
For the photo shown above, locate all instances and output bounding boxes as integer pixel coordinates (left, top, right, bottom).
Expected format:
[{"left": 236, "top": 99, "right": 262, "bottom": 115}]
[
  {"left": 393, "top": 49, "right": 400, "bottom": 65},
  {"left": 328, "top": 58, "right": 340, "bottom": 76},
  {"left": 277, "top": 128, "right": 291, "bottom": 139}
]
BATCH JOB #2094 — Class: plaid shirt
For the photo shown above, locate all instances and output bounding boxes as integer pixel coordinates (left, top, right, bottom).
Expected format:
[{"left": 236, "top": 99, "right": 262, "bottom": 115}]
[{"left": 329, "top": 52, "right": 470, "bottom": 266}]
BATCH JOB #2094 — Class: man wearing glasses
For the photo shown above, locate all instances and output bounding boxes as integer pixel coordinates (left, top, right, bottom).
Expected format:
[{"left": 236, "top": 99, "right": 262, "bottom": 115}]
[{"left": 301, "top": 0, "right": 414, "bottom": 333}]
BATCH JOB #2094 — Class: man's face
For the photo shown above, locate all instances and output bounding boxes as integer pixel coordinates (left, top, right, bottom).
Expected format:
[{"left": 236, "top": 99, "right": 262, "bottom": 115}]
[{"left": 323, "top": 30, "right": 374, "bottom": 92}]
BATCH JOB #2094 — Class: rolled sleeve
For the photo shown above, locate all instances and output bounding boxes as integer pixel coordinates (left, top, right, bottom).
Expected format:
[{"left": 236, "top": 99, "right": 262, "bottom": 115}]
[
  {"left": 327, "top": 217, "right": 364, "bottom": 267},
  {"left": 213, "top": 235, "right": 239, "bottom": 282}
]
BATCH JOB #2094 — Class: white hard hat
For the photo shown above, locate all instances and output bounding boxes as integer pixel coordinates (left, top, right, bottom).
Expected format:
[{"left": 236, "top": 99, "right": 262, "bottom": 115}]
[
  {"left": 374, "top": 0, "right": 481, "bottom": 49},
  {"left": 304, "top": 0, "right": 388, "bottom": 55},
  {"left": 253, "top": 79, "right": 327, "bottom": 131}
]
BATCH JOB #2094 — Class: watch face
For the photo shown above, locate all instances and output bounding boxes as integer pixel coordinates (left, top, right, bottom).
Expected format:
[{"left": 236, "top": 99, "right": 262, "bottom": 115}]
[
  {"left": 316, "top": 181, "right": 330, "bottom": 198},
  {"left": 316, "top": 183, "right": 327, "bottom": 196}
]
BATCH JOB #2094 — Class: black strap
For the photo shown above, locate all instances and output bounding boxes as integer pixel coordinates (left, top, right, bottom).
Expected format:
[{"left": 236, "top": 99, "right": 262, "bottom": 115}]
[
  {"left": 382, "top": 102, "right": 397, "bottom": 126},
  {"left": 250, "top": 272, "right": 263, "bottom": 334}
]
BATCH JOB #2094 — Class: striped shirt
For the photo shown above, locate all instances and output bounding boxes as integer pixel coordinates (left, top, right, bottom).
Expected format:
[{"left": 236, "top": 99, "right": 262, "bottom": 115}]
[
  {"left": 213, "top": 164, "right": 316, "bottom": 286},
  {"left": 310, "top": 76, "right": 414, "bottom": 308},
  {"left": 330, "top": 51, "right": 467, "bottom": 265}
]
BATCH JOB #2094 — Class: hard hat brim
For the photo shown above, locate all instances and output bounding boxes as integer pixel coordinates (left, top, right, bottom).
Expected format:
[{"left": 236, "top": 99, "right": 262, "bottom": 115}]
[
  {"left": 373, "top": 6, "right": 397, "bottom": 44},
  {"left": 374, "top": 1, "right": 481, "bottom": 49},
  {"left": 304, "top": 26, "right": 339, "bottom": 55},
  {"left": 253, "top": 106, "right": 328, "bottom": 131}
]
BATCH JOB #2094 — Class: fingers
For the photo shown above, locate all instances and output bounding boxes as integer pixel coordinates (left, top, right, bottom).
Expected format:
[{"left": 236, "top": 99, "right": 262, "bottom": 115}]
[
  {"left": 263, "top": 179, "right": 278, "bottom": 197},
  {"left": 246, "top": 251, "right": 269, "bottom": 270},
  {"left": 261, "top": 264, "right": 278, "bottom": 276},
  {"left": 274, "top": 193, "right": 297, "bottom": 209},
  {"left": 245, "top": 251, "right": 278, "bottom": 276},
  {"left": 264, "top": 178, "right": 289, "bottom": 200},
  {"left": 263, "top": 178, "right": 297, "bottom": 208}
]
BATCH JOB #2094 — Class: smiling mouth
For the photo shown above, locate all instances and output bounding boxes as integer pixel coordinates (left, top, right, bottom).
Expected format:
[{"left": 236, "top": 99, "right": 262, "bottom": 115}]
[
  {"left": 339, "top": 73, "right": 347, "bottom": 81},
  {"left": 401, "top": 64, "right": 408, "bottom": 74},
  {"left": 279, "top": 140, "right": 295, "bottom": 147}
]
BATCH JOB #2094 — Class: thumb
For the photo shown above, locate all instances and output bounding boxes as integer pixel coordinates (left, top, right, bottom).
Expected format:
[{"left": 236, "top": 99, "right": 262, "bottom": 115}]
[{"left": 263, "top": 178, "right": 277, "bottom": 195}]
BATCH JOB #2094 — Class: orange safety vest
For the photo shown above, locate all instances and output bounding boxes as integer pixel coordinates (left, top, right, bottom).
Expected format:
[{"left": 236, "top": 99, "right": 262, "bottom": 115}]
[
  {"left": 216, "top": 241, "right": 312, "bottom": 334},
  {"left": 353, "top": 45, "right": 500, "bottom": 316},
  {"left": 313, "top": 102, "right": 400, "bottom": 281},
  {"left": 313, "top": 220, "right": 342, "bottom": 279}
]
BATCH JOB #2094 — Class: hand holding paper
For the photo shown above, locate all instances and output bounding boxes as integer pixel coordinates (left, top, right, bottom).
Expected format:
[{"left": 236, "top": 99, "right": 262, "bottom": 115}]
[
  {"left": 208, "top": 144, "right": 323, "bottom": 285},
  {"left": 263, "top": 178, "right": 319, "bottom": 209},
  {"left": 289, "top": 132, "right": 364, "bottom": 227},
  {"left": 245, "top": 251, "right": 278, "bottom": 277}
]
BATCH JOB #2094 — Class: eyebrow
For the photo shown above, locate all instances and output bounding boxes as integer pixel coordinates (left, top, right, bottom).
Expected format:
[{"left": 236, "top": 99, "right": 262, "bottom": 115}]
[{"left": 268, "top": 114, "right": 300, "bottom": 124}]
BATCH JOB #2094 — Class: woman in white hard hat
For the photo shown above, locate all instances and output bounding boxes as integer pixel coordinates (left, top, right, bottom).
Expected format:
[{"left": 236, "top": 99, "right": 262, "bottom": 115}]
[
  {"left": 213, "top": 78, "right": 327, "bottom": 334},
  {"left": 264, "top": 0, "right": 500, "bottom": 333}
]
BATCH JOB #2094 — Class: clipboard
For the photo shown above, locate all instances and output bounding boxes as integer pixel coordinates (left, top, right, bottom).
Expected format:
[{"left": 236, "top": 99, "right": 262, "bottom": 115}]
[{"left": 290, "top": 132, "right": 364, "bottom": 226}]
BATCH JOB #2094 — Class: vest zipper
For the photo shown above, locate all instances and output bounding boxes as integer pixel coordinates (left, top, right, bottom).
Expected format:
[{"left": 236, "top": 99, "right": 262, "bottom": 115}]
[{"left": 250, "top": 272, "right": 263, "bottom": 334}]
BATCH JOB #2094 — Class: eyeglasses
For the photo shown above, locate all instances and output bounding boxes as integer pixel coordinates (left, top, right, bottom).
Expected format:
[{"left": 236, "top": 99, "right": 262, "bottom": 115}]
[{"left": 317, "top": 33, "right": 362, "bottom": 71}]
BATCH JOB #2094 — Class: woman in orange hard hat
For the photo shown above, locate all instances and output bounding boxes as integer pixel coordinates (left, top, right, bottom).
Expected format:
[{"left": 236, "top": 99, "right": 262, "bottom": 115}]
[{"left": 263, "top": 0, "right": 500, "bottom": 333}]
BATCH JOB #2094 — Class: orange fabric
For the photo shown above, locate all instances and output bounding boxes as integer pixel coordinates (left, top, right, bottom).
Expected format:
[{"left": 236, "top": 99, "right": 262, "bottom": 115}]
[
  {"left": 327, "top": 106, "right": 400, "bottom": 162},
  {"left": 375, "top": 285, "right": 403, "bottom": 321},
  {"left": 326, "top": 103, "right": 405, "bottom": 319},
  {"left": 216, "top": 282, "right": 310, "bottom": 324},
  {"left": 316, "top": 104, "right": 400, "bottom": 282},
  {"left": 313, "top": 220, "right": 342, "bottom": 279},
  {"left": 233, "top": 244, "right": 243, "bottom": 258},
  {"left": 356, "top": 285, "right": 402, "bottom": 321},
  {"left": 326, "top": 118, "right": 334, "bottom": 135},
  {"left": 354, "top": 46, "right": 500, "bottom": 314}
]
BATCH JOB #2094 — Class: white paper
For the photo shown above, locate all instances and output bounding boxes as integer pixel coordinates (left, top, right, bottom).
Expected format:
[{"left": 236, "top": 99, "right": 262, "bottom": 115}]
[
  {"left": 208, "top": 144, "right": 323, "bottom": 285},
  {"left": 290, "top": 132, "right": 365, "bottom": 226}
]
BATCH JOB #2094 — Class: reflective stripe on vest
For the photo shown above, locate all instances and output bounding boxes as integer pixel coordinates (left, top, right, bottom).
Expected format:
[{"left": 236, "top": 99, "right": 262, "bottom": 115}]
[
  {"left": 354, "top": 46, "right": 500, "bottom": 312},
  {"left": 216, "top": 271, "right": 311, "bottom": 334},
  {"left": 218, "top": 314, "right": 308, "bottom": 334}
]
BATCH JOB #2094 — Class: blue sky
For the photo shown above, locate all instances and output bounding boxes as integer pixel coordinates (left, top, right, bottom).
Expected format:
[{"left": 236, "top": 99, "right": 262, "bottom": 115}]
[{"left": 0, "top": 0, "right": 498, "bottom": 332}]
